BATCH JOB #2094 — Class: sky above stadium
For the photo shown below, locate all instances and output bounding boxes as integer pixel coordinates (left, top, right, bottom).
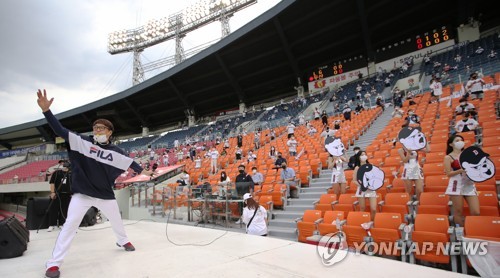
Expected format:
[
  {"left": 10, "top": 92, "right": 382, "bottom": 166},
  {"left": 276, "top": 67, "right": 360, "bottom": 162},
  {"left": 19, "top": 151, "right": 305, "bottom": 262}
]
[{"left": 0, "top": 0, "right": 280, "bottom": 129}]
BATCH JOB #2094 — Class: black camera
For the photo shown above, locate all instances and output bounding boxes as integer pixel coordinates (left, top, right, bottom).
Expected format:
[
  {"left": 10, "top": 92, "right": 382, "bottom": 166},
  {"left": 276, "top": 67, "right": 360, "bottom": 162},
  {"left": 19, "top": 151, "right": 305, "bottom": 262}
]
[{"left": 62, "top": 161, "right": 71, "bottom": 168}]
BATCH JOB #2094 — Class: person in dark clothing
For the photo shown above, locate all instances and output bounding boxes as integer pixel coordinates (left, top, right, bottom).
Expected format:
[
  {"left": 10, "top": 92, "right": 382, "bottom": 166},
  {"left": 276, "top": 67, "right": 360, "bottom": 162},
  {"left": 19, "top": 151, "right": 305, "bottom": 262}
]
[
  {"left": 355, "top": 103, "right": 364, "bottom": 114},
  {"left": 47, "top": 163, "right": 71, "bottom": 231},
  {"left": 37, "top": 89, "right": 155, "bottom": 278},
  {"left": 274, "top": 152, "right": 287, "bottom": 171},
  {"left": 235, "top": 165, "right": 252, "bottom": 181},
  {"left": 348, "top": 147, "right": 361, "bottom": 169},
  {"left": 234, "top": 164, "right": 254, "bottom": 223},
  {"left": 235, "top": 165, "right": 254, "bottom": 197},
  {"left": 403, "top": 109, "right": 421, "bottom": 127},
  {"left": 342, "top": 105, "right": 352, "bottom": 121},
  {"left": 237, "top": 134, "right": 243, "bottom": 148},
  {"left": 189, "top": 146, "right": 196, "bottom": 161},
  {"left": 321, "top": 110, "right": 328, "bottom": 126},
  {"left": 376, "top": 97, "right": 385, "bottom": 111}
]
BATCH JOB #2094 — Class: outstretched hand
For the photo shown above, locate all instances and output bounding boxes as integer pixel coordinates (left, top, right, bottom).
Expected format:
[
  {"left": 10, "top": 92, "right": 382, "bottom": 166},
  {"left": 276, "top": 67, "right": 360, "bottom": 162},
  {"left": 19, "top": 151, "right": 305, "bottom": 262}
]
[{"left": 36, "top": 89, "right": 53, "bottom": 112}]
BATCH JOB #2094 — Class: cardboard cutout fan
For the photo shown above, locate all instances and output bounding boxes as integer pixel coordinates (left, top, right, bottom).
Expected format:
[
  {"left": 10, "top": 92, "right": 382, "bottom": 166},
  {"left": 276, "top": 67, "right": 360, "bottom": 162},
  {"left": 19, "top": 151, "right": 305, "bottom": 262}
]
[
  {"left": 398, "top": 126, "right": 427, "bottom": 151},
  {"left": 325, "top": 137, "right": 345, "bottom": 157},
  {"left": 459, "top": 146, "right": 496, "bottom": 182},
  {"left": 356, "top": 164, "right": 385, "bottom": 192}
]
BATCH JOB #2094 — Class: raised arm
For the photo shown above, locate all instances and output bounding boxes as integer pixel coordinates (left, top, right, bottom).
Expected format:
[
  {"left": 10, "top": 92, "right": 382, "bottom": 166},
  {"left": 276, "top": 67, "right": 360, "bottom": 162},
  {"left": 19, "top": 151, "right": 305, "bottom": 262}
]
[{"left": 37, "top": 89, "right": 70, "bottom": 140}]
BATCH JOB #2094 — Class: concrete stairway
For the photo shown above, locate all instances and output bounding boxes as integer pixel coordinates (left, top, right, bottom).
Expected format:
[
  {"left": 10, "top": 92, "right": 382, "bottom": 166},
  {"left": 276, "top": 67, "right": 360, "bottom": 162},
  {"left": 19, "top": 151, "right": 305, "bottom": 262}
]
[
  {"left": 267, "top": 106, "right": 395, "bottom": 241},
  {"left": 346, "top": 106, "right": 395, "bottom": 156},
  {"left": 267, "top": 174, "right": 332, "bottom": 240}
]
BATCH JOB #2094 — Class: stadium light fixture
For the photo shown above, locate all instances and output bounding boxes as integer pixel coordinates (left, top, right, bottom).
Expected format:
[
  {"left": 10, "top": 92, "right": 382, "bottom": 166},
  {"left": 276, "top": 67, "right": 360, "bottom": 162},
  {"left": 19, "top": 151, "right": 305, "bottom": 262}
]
[
  {"left": 107, "top": 0, "right": 257, "bottom": 55},
  {"left": 107, "top": 0, "right": 256, "bottom": 85}
]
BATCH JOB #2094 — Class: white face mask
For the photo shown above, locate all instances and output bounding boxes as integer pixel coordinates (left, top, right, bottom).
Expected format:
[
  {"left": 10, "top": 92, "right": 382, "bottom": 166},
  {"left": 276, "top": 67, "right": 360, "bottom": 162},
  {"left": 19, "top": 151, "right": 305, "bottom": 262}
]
[
  {"left": 95, "top": 134, "right": 108, "bottom": 144},
  {"left": 354, "top": 150, "right": 359, "bottom": 154},
  {"left": 454, "top": 141, "right": 465, "bottom": 150},
  {"left": 360, "top": 155, "right": 368, "bottom": 162},
  {"left": 252, "top": 170, "right": 257, "bottom": 174}
]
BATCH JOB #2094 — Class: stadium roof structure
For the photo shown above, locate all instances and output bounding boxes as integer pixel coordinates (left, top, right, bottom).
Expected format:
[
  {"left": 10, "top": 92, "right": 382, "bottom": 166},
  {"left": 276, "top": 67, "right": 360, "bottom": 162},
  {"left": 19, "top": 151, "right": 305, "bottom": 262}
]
[{"left": 0, "top": 0, "right": 497, "bottom": 149}]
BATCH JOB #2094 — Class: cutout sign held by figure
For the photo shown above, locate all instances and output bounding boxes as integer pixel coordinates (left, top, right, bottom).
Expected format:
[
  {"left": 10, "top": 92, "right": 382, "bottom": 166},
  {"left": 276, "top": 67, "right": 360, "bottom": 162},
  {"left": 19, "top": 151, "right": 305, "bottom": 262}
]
[
  {"left": 459, "top": 146, "right": 496, "bottom": 182},
  {"left": 356, "top": 164, "right": 385, "bottom": 192},
  {"left": 325, "top": 137, "right": 345, "bottom": 157},
  {"left": 398, "top": 126, "right": 427, "bottom": 151}
]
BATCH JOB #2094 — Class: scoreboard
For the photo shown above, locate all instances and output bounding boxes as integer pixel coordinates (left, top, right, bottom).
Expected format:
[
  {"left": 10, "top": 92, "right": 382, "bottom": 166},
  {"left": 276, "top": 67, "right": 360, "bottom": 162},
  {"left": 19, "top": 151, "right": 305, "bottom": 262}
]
[
  {"left": 375, "top": 25, "right": 454, "bottom": 62},
  {"left": 416, "top": 26, "right": 451, "bottom": 50},
  {"left": 308, "top": 58, "right": 367, "bottom": 82},
  {"left": 308, "top": 26, "right": 454, "bottom": 81}
]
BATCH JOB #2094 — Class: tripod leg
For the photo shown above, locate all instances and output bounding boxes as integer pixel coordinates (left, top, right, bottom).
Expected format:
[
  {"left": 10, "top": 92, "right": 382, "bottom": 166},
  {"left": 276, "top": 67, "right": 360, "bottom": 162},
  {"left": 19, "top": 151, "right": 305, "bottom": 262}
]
[{"left": 37, "top": 197, "right": 56, "bottom": 233}]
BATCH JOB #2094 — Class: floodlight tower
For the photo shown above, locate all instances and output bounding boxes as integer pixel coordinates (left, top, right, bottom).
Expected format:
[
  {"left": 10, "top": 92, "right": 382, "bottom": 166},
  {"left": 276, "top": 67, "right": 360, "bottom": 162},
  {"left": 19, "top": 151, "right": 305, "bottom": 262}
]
[
  {"left": 132, "top": 48, "right": 144, "bottom": 85},
  {"left": 169, "top": 13, "right": 185, "bottom": 64},
  {"left": 209, "top": 0, "right": 232, "bottom": 37},
  {"left": 107, "top": 0, "right": 257, "bottom": 86}
]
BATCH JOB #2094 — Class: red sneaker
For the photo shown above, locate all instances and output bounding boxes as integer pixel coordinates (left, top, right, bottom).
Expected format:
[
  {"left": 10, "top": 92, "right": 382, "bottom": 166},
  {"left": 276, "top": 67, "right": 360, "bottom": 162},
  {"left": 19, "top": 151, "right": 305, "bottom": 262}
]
[
  {"left": 45, "top": 266, "right": 60, "bottom": 278},
  {"left": 116, "top": 242, "right": 135, "bottom": 251}
]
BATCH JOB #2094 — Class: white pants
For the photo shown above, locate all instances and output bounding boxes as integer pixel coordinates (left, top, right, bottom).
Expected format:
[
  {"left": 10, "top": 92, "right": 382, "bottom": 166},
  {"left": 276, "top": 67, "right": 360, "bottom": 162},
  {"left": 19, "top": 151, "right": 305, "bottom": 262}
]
[{"left": 46, "top": 193, "right": 129, "bottom": 269}]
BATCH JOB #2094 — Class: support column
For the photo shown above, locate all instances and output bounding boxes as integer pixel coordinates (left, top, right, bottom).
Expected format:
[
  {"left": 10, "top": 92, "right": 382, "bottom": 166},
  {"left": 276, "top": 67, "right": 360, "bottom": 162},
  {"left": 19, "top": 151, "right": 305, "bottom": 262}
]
[
  {"left": 457, "top": 20, "right": 480, "bottom": 43},
  {"left": 45, "top": 144, "right": 56, "bottom": 154},
  {"left": 132, "top": 49, "right": 144, "bottom": 85},
  {"left": 188, "top": 116, "right": 195, "bottom": 127},
  {"left": 295, "top": 85, "right": 304, "bottom": 98},
  {"left": 185, "top": 109, "right": 195, "bottom": 127},
  {"left": 142, "top": 127, "right": 149, "bottom": 137},
  {"left": 219, "top": 8, "right": 232, "bottom": 38},
  {"left": 169, "top": 13, "right": 185, "bottom": 65},
  {"left": 367, "top": 61, "right": 376, "bottom": 76},
  {"left": 239, "top": 102, "right": 246, "bottom": 114},
  {"left": 174, "top": 34, "right": 185, "bottom": 65}
]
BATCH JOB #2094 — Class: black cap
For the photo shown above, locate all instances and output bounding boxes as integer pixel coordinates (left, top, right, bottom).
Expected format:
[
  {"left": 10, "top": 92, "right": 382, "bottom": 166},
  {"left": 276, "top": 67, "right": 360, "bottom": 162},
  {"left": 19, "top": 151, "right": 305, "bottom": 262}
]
[
  {"left": 460, "top": 146, "right": 489, "bottom": 165},
  {"left": 93, "top": 119, "right": 114, "bottom": 131}
]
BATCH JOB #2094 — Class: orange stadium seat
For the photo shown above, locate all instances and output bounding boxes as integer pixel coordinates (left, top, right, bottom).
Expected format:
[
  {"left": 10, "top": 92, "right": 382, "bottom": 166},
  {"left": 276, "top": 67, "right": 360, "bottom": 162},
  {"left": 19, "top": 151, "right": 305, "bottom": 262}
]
[
  {"left": 270, "top": 184, "right": 286, "bottom": 208},
  {"left": 384, "top": 156, "right": 402, "bottom": 167},
  {"left": 483, "top": 127, "right": 500, "bottom": 138},
  {"left": 342, "top": 211, "right": 371, "bottom": 250},
  {"left": 414, "top": 192, "right": 450, "bottom": 216},
  {"left": 424, "top": 152, "right": 446, "bottom": 164},
  {"left": 463, "top": 191, "right": 499, "bottom": 216},
  {"left": 424, "top": 175, "right": 449, "bottom": 192},
  {"left": 475, "top": 179, "right": 497, "bottom": 192},
  {"left": 482, "top": 136, "right": 500, "bottom": 148},
  {"left": 259, "top": 195, "right": 274, "bottom": 211},
  {"left": 422, "top": 163, "right": 445, "bottom": 176},
  {"left": 387, "top": 178, "right": 406, "bottom": 193},
  {"left": 370, "top": 213, "right": 405, "bottom": 257},
  {"left": 317, "top": 210, "right": 345, "bottom": 236},
  {"left": 464, "top": 216, "right": 500, "bottom": 241},
  {"left": 314, "top": 194, "right": 338, "bottom": 216},
  {"left": 296, "top": 210, "right": 322, "bottom": 243},
  {"left": 378, "top": 193, "right": 412, "bottom": 223},
  {"left": 410, "top": 214, "right": 455, "bottom": 267},
  {"left": 332, "top": 193, "right": 359, "bottom": 214}
]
